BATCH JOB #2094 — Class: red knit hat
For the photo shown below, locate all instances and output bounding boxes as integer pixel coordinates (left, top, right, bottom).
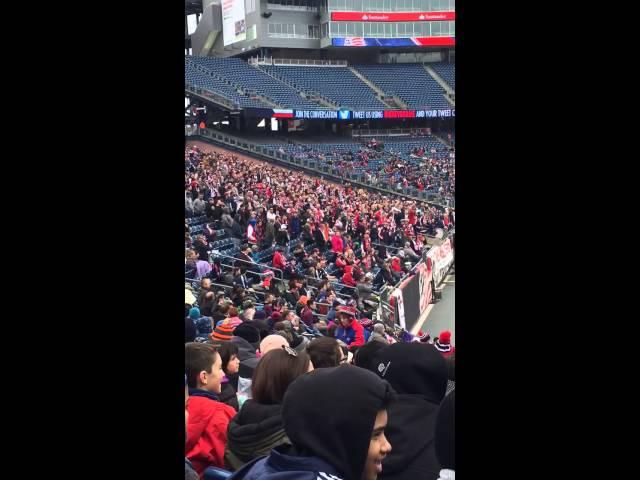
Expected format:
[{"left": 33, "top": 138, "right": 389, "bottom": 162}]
[
  {"left": 336, "top": 305, "right": 357, "bottom": 317},
  {"left": 211, "top": 323, "right": 235, "bottom": 342},
  {"left": 439, "top": 331, "right": 452, "bottom": 345}
]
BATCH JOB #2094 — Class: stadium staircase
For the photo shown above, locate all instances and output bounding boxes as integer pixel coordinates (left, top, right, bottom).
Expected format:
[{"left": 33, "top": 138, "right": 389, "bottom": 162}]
[
  {"left": 187, "top": 59, "right": 276, "bottom": 107},
  {"left": 433, "top": 133, "right": 453, "bottom": 148},
  {"left": 254, "top": 64, "right": 338, "bottom": 110},
  {"left": 348, "top": 66, "right": 400, "bottom": 109},
  {"left": 423, "top": 64, "right": 455, "bottom": 107}
]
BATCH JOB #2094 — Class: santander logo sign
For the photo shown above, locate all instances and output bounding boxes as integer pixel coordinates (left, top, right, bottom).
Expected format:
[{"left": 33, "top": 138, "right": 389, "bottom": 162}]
[
  {"left": 333, "top": 11, "right": 455, "bottom": 22},
  {"left": 362, "top": 14, "right": 390, "bottom": 21}
]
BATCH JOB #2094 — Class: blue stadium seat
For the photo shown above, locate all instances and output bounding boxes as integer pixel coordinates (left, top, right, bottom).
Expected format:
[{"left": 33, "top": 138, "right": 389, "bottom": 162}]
[
  {"left": 431, "top": 62, "right": 455, "bottom": 90},
  {"left": 188, "top": 56, "right": 322, "bottom": 109},
  {"left": 263, "top": 65, "right": 386, "bottom": 109},
  {"left": 203, "top": 466, "right": 232, "bottom": 480},
  {"left": 353, "top": 64, "right": 450, "bottom": 109}
]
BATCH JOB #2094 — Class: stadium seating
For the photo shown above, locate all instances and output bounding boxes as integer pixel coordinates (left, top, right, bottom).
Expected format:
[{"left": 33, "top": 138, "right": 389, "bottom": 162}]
[
  {"left": 353, "top": 64, "right": 449, "bottom": 109},
  {"left": 258, "top": 136, "right": 453, "bottom": 202},
  {"left": 185, "top": 62, "right": 269, "bottom": 108},
  {"left": 431, "top": 63, "right": 455, "bottom": 91},
  {"left": 188, "top": 57, "right": 322, "bottom": 109},
  {"left": 263, "top": 65, "right": 387, "bottom": 109}
]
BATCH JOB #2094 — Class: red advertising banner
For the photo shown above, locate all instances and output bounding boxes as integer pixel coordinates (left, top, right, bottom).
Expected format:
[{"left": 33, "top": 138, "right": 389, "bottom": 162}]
[
  {"left": 384, "top": 110, "right": 416, "bottom": 119},
  {"left": 418, "top": 260, "right": 434, "bottom": 313},
  {"left": 331, "top": 11, "right": 455, "bottom": 22},
  {"left": 414, "top": 36, "right": 455, "bottom": 46}
]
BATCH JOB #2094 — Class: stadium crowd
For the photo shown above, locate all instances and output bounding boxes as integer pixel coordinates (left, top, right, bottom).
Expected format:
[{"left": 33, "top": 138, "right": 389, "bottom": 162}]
[
  {"left": 287, "top": 138, "right": 455, "bottom": 203},
  {"left": 184, "top": 142, "right": 455, "bottom": 480}
]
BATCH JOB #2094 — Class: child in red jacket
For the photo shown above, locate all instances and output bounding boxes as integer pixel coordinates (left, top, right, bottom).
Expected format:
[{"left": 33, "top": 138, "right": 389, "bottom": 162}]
[{"left": 185, "top": 343, "right": 237, "bottom": 475}]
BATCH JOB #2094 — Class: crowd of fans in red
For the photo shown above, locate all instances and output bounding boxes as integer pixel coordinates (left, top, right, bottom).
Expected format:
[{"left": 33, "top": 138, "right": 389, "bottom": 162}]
[{"left": 184, "top": 142, "right": 455, "bottom": 480}]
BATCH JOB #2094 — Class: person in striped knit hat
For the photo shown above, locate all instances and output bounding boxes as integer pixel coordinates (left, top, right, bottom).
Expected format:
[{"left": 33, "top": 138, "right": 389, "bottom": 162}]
[
  {"left": 434, "top": 331, "right": 455, "bottom": 358},
  {"left": 211, "top": 322, "right": 235, "bottom": 343}
]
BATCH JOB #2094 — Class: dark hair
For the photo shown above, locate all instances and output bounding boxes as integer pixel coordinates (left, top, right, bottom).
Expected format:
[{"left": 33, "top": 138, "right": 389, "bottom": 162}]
[
  {"left": 185, "top": 343, "right": 219, "bottom": 389},
  {"left": 217, "top": 342, "right": 240, "bottom": 374},
  {"left": 251, "top": 348, "right": 311, "bottom": 405},
  {"left": 353, "top": 342, "right": 389, "bottom": 372},
  {"left": 306, "top": 337, "right": 341, "bottom": 369}
]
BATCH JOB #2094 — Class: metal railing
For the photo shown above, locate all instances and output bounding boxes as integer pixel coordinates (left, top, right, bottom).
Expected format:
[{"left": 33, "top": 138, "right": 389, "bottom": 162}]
[
  {"left": 185, "top": 83, "right": 239, "bottom": 110},
  {"left": 189, "top": 128, "right": 453, "bottom": 209},
  {"left": 249, "top": 56, "right": 348, "bottom": 67},
  {"left": 352, "top": 128, "right": 433, "bottom": 138},
  {"left": 208, "top": 251, "right": 285, "bottom": 280}
]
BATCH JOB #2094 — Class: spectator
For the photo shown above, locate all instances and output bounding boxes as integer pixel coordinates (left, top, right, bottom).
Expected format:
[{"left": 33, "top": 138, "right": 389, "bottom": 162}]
[
  {"left": 368, "top": 323, "right": 388, "bottom": 344},
  {"left": 259, "top": 334, "right": 290, "bottom": 355},
  {"left": 357, "top": 272, "right": 377, "bottom": 309},
  {"left": 212, "top": 301, "right": 231, "bottom": 324},
  {"left": 211, "top": 321, "right": 235, "bottom": 343},
  {"left": 194, "top": 193, "right": 206, "bottom": 216},
  {"left": 326, "top": 299, "right": 340, "bottom": 324},
  {"left": 232, "top": 365, "right": 393, "bottom": 480},
  {"left": 231, "top": 323, "right": 262, "bottom": 405},
  {"left": 272, "top": 246, "right": 287, "bottom": 271},
  {"left": 247, "top": 219, "right": 258, "bottom": 245},
  {"left": 224, "top": 347, "right": 312, "bottom": 471},
  {"left": 232, "top": 268, "right": 252, "bottom": 290},
  {"left": 371, "top": 343, "right": 448, "bottom": 480},
  {"left": 185, "top": 313, "right": 197, "bottom": 343},
  {"left": 353, "top": 341, "right": 389, "bottom": 372},
  {"left": 190, "top": 308, "right": 214, "bottom": 340},
  {"left": 334, "top": 306, "right": 367, "bottom": 350},
  {"left": 185, "top": 378, "right": 200, "bottom": 480},
  {"left": 435, "top": 391, "right": 455, "bottom": 480},
  {"left": 185, "top": 343, "right": 237, "bottom": 474},
  {"left": 193, "top": 235, "right": 209, "bottom": 262},
  {"left": 434, "top": 331, "right": 455, "bottom": 358},
  {"left": 185, "top": 192, "right": 194, "bottom": 218},
  {"left": 199, "top": 291, "right": 216, "bottom": 317},
  {"left": 275, "top": 224, "right": 290, "bottom": 247},
  {"left": 215, "top": 342, "right": 241, "bottom": 411},
  {"left": 306, "top": 336, "right": 344, "bottom": 369},
  {"left": 240, "top": 300, "right": 256, "bottom": 322},
  {"left": 219, "top": 306, "right": 242, "bottom": 328},
  {"left": 185, "top": 249, "right": 198, "bottom": 279},
  {"left": 198, "top": 278, "right": 213, "bottom": 306},
  {"left": 402, "top": 241, "right": 421, "bottom": 262},
  {"left": 298, "top": 296, "right": 316, "bottom": 328},
  {"left": 235, "top": 244, "right": 254, "bottom": 270},
  {"left": 331, "top": 230, "right": 344, "bottom": 254}
]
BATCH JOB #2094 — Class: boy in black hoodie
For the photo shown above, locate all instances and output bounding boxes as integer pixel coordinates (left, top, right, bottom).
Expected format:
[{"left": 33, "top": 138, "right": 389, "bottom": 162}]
[
  {"left": 230, "top": 365, "right": 394, "bottom": 480},
  {"left": 370, "top": 342, "right": 448, "bottom": 480}
]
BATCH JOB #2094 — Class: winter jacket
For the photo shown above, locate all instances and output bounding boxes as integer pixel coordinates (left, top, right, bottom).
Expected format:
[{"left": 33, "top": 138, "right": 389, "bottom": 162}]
[
  {"left": 356, "top": 281, "right": 375, "bottom": 303},
  {"left": 229, "top": 446, "right": 345, "bottom": 480},
  {"left": 342, "top": 269, "right": 357, "bottom": 287},
  {"left": 272, "top": 251, "right": 287, "bottom": 270},
  {"left": 224, "top": 400, "right": 290, "bottom": 471},
  {"left": 186, "top": 389, "right": 237, "bottom": 475},
  {"left": 232, "top": 366, "right": 394, "bottom": 480},
  {"left": 219, "top": 379, "right": 240, "bottom": 412},
  {"left": 331, "top": 235, "right": 344, "bottom": 253},
  {"left": 334, "top": 319, "right": 367, "bottom": 349}
]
